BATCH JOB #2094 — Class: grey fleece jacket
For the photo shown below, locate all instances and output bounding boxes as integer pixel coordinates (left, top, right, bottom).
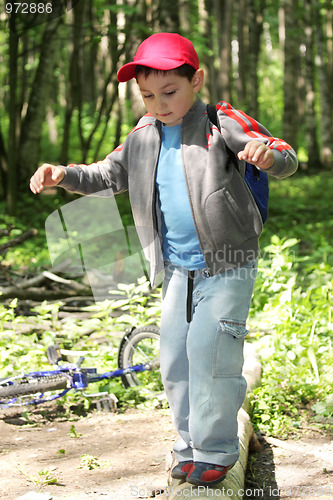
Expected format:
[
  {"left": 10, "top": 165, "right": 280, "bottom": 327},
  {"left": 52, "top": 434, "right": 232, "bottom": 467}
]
[{"left": 59, "top": 96, "right": 298, "bottom": 286}]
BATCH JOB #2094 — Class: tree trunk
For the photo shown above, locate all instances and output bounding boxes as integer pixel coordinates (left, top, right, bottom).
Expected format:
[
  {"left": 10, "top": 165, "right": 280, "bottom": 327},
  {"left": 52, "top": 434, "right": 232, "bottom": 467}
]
[
  {"left": 326, "top": 2, "right": 333, "bottom": 86},
  {"left": 77, "top": 0, "right": 122, "bottom": 162},
  {"left": 158, "top": 0, "right": 180, "bottom": 31},
  {"left": 60, "top": 106, "right": 74, "bottom": 167},
  {"left": 236, "top": 0, "right": 249, "bottom": 110},
  {"left": 216, "top": 0, "right": 233, "bottom": 103},
  {"left": 0, "top": 123, "right": 7, "bottom": 199},
  {"left": 60, "top": 11, "right": 76, "bottom": 166},
  {"left": 303, "top": 0, "right": 322, "bottom": 169},
  {"left": 84, "top": 1, "right": 97, "bottom": 107},
  {"left": 203, "top": 0, "right": 222, "bottom": 103},
  {"left": 18, "top": 32, "right": 29, "bottom": 119},
  {"left": 281, "top": 0, "right": 300, "bottom": 151},
  {"left": 71, "top": 1, "right": 86, "bottom": 158},
  {"left": 7, "top": 15, "right": 19, "bottom": 215},
  {"left": 247, "top": 0, "right": 265, "bottom": 118},
  {"left": 314, "top": 0, "right": 333, "bottom": 167},
  {"left": 18, "top": 14, "right": 63, "bottom": 179}
]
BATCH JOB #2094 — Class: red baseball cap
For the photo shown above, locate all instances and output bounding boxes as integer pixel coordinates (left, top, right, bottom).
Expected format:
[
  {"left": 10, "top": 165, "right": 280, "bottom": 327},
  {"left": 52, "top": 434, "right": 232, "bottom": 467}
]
[{"left": 117, "top": 33, "right": 199, "bottom": 82}]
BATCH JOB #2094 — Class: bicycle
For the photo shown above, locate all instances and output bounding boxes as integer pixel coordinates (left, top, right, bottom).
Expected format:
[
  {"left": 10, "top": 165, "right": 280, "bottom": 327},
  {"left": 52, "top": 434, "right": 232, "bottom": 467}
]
[{"left": 0, "top": 325, "right": 160, "bottom": 411}]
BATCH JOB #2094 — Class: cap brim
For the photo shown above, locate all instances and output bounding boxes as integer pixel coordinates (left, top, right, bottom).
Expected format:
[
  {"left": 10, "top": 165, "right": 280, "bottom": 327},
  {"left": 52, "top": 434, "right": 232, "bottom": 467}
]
[
  {"left": 117, "top": 62, "right": 137, "bottom": 82},
  {"left": 117, "top": 58, "right": 186, "bottom": 82}
]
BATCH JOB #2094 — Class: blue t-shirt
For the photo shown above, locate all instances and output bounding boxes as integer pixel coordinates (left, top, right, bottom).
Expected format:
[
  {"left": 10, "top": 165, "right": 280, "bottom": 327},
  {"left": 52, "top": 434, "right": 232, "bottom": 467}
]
[{"left": 155, "top": 124, "right": 205, "bottom": 270}]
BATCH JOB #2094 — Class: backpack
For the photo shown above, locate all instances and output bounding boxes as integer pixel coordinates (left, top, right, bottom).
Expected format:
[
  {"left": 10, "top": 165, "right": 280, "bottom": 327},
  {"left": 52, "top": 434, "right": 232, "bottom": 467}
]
[{"left": 206, "top": 104, "right": 269, "bottom": 223}]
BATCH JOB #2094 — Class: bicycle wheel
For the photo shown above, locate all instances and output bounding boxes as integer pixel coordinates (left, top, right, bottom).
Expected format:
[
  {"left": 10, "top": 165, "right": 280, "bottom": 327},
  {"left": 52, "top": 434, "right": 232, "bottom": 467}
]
[
  {"left": 118, "top": 325, "right": 161, "bottom": 389},
  {"left": 0, "top": 374, "right": 68, "bottom": 401}
]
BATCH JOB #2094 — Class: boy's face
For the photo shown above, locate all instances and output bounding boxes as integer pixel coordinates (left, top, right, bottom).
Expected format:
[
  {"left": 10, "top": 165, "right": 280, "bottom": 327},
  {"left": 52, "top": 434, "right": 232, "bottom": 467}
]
[{"left": 137, "top": 69, "right": 204, "bottom": 127}]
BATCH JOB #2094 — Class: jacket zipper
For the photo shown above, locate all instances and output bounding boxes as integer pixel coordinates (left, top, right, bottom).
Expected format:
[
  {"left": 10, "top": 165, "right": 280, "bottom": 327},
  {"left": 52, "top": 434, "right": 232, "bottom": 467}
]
[
  {"left": 151, "top": 125, "right": 163, "bottom": 252},
  {"left": 180, "top": 126, "right": 211, "bottom": 276}
]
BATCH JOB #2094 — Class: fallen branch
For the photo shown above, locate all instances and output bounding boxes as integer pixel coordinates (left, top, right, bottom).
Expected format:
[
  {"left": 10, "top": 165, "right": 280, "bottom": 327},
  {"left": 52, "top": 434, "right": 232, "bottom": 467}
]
[
  {"left": 42, "top": 271, "right": 90, "bottom": 294},
  {"left": 0, "top": 286, "right": 90, "bottom": 301},
  {"left": 0, "top": 229, "right": 38, "bottom": 253},
  {"left": 0, "top": 258, "right": 93, "bottom": 301},
  {"left": 0, "top": 225, "right": 15, "bottom": 237}
]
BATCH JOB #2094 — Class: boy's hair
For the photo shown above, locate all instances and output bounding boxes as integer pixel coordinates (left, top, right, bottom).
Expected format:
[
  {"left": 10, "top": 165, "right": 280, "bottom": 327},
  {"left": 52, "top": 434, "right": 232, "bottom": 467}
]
[{"left": 135, "top": 63, "right": 197, "bottom": 82}]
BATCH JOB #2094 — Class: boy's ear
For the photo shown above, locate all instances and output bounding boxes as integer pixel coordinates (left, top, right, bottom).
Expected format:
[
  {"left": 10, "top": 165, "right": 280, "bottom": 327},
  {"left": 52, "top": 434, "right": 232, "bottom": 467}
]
[{"left": 192, "top": 69, "right": 204, "bottom": 93}]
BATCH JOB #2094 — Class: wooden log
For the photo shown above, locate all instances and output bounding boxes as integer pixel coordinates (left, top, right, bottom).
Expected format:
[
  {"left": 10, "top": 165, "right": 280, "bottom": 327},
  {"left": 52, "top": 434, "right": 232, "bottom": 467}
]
[
  {"left": 0, "top": 261, "right": 91, "bottom": 300},
  {"left": 167, "top": 342, "right": 262, "bottom": 500}
]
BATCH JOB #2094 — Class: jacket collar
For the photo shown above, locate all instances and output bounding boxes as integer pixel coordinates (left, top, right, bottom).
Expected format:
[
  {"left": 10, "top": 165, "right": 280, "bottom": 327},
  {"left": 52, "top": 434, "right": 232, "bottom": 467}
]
[
  {"left": 181, "top": 95, "right": 206, "bottom": 128},
  {"left": 153, "top": 95, "right": 206, "bottom": 131}
]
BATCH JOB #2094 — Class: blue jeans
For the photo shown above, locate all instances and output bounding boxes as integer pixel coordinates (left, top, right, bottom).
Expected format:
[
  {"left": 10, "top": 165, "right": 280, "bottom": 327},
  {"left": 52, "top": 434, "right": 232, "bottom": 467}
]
[{"left": 160, "top": 260, "right": 257, "bottom": 466}]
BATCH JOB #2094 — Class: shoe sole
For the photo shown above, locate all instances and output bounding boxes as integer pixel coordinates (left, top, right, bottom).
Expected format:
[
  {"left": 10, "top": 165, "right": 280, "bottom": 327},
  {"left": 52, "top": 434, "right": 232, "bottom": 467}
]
[
  {"left": 171, "top": 472, "right": 188, "bottom": 480},
  {"left": 187, "top": 475, "right": 228, "bottom": 487},
  {"left": 171, "top": 462, "right": 194, "bottom": 481}
]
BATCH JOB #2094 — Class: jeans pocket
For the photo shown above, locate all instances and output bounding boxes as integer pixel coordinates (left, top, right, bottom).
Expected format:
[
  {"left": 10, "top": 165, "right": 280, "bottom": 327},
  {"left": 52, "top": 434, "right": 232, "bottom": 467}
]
[
  {"left": 219, "top": 319, "right": 249, "bottom": 339},
  {"left": 212, "top": 319, "right": 248, "bottom": 378}
]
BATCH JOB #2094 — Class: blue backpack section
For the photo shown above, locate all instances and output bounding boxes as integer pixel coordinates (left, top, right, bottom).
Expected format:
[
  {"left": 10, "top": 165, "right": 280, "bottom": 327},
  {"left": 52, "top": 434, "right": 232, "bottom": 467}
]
[
  {"left": 244, "top": 165, "right": 269, "bottom": 223},
  {"left": 207, "top": 105, "right": 269, "bottom": 223}
]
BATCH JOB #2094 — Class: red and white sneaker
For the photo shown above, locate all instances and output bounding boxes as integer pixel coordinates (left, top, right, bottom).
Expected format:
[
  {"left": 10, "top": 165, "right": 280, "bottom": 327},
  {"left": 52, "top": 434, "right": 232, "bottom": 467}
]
[{"left": 186, "top": 461, "right": 234, "bottom": 486}]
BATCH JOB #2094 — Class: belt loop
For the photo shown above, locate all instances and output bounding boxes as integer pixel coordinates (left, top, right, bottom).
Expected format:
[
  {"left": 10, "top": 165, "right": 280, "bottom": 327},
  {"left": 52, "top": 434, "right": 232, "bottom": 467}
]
[{"left": 186, "top": 270, "right": 195, "bottom": 323}]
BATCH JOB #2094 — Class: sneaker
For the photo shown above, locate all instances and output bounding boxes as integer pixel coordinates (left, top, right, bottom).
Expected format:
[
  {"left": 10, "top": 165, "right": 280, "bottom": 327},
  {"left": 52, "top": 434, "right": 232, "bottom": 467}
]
[
  {"left": 186, "top": 461, "right": 233, "bottom": 486},
  {"left": 171, "top": 460, "right": 194, "bottom": 480}
]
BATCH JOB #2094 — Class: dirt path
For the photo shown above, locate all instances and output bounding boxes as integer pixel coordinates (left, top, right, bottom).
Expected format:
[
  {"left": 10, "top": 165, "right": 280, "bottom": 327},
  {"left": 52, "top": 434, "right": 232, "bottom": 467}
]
[
  {"left": 0, "top": 406, "right": 176, "bottom": 500},
  {"left": 245, "top": 431, "right": 333, "bottom": 499},
  {"left": 0, "top": 406, "right": 332, "bottom": 500}
]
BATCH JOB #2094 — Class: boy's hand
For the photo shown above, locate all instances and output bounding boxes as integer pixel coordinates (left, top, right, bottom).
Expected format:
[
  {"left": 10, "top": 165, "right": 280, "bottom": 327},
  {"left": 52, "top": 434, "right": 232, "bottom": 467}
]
[
  {"left": 237, "top": 141, "right": 274, "bottom": 170},
  {"left": 30, "top": 164, "right": 65, "bottom": 194}
]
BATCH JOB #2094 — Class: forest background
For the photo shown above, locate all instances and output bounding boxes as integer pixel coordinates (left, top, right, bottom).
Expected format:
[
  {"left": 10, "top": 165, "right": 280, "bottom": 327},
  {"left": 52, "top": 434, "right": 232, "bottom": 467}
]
[
  {"left": 0, "top": 0, "right": 332, "bottom": 438},
  {"left": 0, "top": 0, "right": 333, "bottom": 214}
]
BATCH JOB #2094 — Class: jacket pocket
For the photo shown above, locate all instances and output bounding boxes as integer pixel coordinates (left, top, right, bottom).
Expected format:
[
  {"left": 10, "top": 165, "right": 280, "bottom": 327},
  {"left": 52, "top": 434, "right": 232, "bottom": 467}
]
[
  {"left": 212, "top": 319, "right": 248, "bottom": 378},
  {"left": 204, "top": 177, "right": 263, "bottom": 250}
]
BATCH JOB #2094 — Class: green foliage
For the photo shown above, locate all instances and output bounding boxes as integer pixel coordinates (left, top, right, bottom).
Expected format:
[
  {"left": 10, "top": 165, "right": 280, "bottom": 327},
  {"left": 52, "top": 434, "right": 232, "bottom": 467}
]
[
  {"left": 312, "top": 395, "right": 333, "bottom": 418},
  {"left": 248, "top": 174, "right": 333, "bottom": 436},
  {"left": 250, "top": 291, "right": 332, "bottom": 435},
  {"left": 0, "top": 193, "right": 64, "bottom": 269},
  {"left": 80, "top": 454, "right": 110, "bottom": 470},
  {"left": 68, "top": 424, "right": 82, "bottom": 438},
  {"left": 17, "top": 467, "right": 58, "bottom": 487},
  {"left": 261, "top": 173, "right": 333, "bottom": 264},
  {"left": 258, "top": 30, "right": 284, "bottom": 137},
  {"left": 86, "top": 278, "right": 161, "bottom": 327},
  {"left": 0, "top": 299, "right": 52, "bottom": 374}
]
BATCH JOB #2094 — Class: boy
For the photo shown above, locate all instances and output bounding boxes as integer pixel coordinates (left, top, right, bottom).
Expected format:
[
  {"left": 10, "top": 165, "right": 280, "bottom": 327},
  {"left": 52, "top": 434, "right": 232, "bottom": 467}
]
[{"left": 30, "top": 33, "right": 298, "bottom": 487}]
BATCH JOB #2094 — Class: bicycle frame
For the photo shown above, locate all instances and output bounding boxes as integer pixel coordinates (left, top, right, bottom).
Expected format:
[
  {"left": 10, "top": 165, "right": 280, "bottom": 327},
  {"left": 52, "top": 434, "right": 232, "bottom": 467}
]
[
  {"left": 0, "top": 360, "right": 159, "bottom": 409},
  {"left": 1, "top": 325, "right": 161, "bottom": 410}
]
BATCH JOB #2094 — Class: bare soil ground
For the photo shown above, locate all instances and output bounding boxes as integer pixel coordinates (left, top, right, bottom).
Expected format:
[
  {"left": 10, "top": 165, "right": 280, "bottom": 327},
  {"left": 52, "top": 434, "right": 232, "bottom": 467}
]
[
  {"left": 0, "top": 405, "right": 332, "bottom": 500},
  {"left": 244, "top": 429, "right": 333, "bottom": 500},
  {"left": 0, "top": 405, "right": 176, "bottom": 500}
]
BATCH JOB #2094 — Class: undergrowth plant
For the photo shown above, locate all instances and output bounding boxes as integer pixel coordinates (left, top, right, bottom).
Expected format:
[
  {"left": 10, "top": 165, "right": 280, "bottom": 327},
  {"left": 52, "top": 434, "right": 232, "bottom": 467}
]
[
  {"left": 249, "top": 236, "right": 333, "bottom": 437},
  {"left": 17, "top": 467, "right": 58, "bottom": 488}
]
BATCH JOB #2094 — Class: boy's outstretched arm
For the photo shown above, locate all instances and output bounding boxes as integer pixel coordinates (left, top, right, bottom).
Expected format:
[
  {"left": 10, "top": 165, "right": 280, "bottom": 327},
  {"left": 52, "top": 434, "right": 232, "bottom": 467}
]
[
  {"left": 237, "top": 141, "right": 274, "bottom": 170},
  {"left": 30, "top": 164, "right": 65, "bottom": 194}
]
